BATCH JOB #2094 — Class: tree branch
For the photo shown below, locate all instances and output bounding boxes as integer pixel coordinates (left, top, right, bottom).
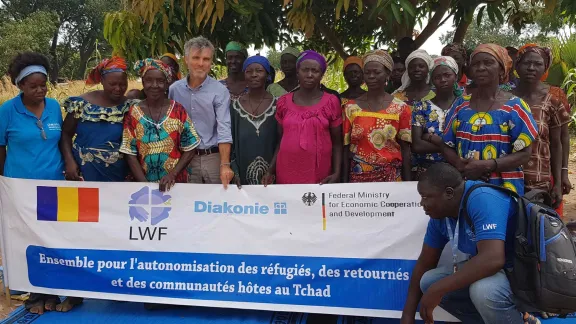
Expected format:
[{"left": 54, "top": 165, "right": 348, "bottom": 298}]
[
  {"left": 315, "top": 18, "right": 348, "bottom": 59},
  {"left": 414, "top": 0, "right": 452, "bottom": 48}
]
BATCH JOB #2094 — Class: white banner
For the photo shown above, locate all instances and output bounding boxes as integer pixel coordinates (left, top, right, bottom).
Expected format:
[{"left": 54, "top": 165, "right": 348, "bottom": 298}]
[{"left": 0, "top": 177, "right": 456, "bottom": 320}]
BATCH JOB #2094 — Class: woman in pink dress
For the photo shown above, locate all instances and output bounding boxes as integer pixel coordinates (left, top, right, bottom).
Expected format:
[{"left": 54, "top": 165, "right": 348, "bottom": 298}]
[{"left": 263, "top": 50, "right": 343, "bottom": 184}]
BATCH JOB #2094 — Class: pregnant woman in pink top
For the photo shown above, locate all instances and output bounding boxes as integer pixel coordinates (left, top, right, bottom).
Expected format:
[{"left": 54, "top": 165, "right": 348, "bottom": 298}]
[{"left": 263, "top": 50, "right": 342, "bottom": 184}]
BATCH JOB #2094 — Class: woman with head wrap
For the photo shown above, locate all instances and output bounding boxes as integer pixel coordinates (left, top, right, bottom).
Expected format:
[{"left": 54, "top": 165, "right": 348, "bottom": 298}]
[
  {"left": 441, "top": 44, "right": 538, "bottom": 196},
  {"left": 60, "top": 57, "right": 134, "bottom": 182},
  {"left": 120, "top": 58, "right": 200, "bottom": 191},
  {"left": 160, "top": 53, "right": 183, "bottom": 83},
  {"left": 442, "top": 43, "right": 469, "bottom": 88},
  {"left": 229, "top": 56, "right": 278, "bottom": 186},
  {"left": 512, "top": 44, "right": 569, "bottom": 211},
  {"left": 220, "top": 41, "right": 249, "bottom": 100},
  {"left": 411, "top": 56, "right": 462, "bottom": 178},
  {"left": 342, "top": 50, "right": 412, "bottom": 182},
  {"left": 0, "top": 52, "right": 69, "bottom": 314},
  {"left": 393, "top": 49, "right": 435, "bottom": 111},
  {"left": 267, "top": 46, "right": 300, "bottom": 97},
  {"left": 266, "top": 50, "right": 342, "bottom": 184},
  {"left": 340, "top": 56, "right": 366, "bottom": 100}
]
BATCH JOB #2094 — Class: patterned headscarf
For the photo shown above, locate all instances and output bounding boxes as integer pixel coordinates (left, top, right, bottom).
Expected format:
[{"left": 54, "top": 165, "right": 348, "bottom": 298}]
[
  {"left": 363, "top": 50, "right": 394, "bottom": 72},
  {"left": 471, "top": 43, "right": 513, "bottom": 83},
  {"left": 431, "top": 56, "right": 459, "bottom": 76},
  {"left": 343, "top": 56, "right": 364, "bottom": 72},
  {"left": 281, "top": 47, "right": 301, "bottom": 59},
  {"left": 134, "top": 58, "right": 173, "bottom": 83},
  {"left": 397, "top": 49, "right": 434, "bottom": 92},
  {"left": 160, "top": 53, "right": 182, "bottom": 80},
  {"left": 441, "top": 43, "right": 468, "bottom": 61},
  {"left": 86, "top": 56, "right": 127, "bottom": 85},
  {"left": 296, "top": 50, "right": 327, "bottom": 74},
  {"left": 431, "top": 56, "right": 462, "bottom": 96},
  {"left": 517, "top": 43, "right": 552, "bottom": 81},
  {"left": 225, "top": 41, "right": 248, "bottom": 58}
]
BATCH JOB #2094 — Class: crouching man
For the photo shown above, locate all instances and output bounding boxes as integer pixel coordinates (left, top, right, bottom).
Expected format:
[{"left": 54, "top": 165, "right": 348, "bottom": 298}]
[{"left": 400, "top": 163, "right": 540, "bottom": 324}]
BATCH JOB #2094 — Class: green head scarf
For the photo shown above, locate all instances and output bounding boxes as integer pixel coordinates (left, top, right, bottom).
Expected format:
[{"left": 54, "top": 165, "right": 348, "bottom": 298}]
[{"left": 225, "top": 41, "right": 248, "bottom": 58}]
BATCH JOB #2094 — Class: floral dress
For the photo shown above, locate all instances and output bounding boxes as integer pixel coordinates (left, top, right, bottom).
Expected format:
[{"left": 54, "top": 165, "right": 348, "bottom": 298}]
[
  {"left": 411, "top": 100, "right": 450, "bottom": 177},
  {"left": 343, "top": 98, "right": 412, "bottom": 182},
  {"left": 443, "top": 95, "right": 538, "bottom": 195},
  {"left": 64, "top": 97, "right": 134, "bottom": 181},
  {"left": 120, "top": 100, "right": 200, "bottom": 183}
]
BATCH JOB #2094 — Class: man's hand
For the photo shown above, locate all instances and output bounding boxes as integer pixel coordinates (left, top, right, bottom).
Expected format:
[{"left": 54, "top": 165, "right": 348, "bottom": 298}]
[
  {"left": 220, "top": 164, "right": 234, "bottom": 189},
  {"left": 419, "top": 285, "right": 443, "bottom": 324}
]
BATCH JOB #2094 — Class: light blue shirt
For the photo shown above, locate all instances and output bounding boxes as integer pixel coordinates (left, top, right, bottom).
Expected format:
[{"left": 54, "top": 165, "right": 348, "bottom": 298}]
[
  {"left": 0, "top": 94, "right": 64, "bottom": 180},
  {"left": 169, "top": 76, "right": 232, "bottom": 149}
]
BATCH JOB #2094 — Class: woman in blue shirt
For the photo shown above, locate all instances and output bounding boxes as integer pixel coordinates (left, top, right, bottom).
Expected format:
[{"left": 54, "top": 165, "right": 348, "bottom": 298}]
[{"left": 0, "top": 52, "right": 69, "bottom": 314}]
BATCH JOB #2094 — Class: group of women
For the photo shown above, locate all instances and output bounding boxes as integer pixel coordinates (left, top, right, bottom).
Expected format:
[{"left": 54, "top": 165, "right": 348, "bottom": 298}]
[{"left": 0, "top": 39, "right": 571, "bottom": 313}]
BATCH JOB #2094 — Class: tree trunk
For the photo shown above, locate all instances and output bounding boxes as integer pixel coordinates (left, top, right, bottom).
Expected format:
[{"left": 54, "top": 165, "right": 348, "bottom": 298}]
[
  {"left": 452, "top": 8, "right": 475, "bottom": 43},
  {"left": 49, "top": 30, "right": 59, "bottom": 84},
  {"left": 315, "top": 19, "right": 348, "bottom": 59},
  {"left": 413, "top": 0, "right": 451, "bottom": 49},
  {"left": 76, "top": 41, "right": 96, "bottom": 80}
]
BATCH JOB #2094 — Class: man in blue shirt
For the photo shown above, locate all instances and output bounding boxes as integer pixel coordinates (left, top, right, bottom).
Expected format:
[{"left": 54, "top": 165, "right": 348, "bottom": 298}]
[
  {"left": 169, "top": 36, "right": 234, "bottom": 188},
  {"left": 401, "top": 163, "right": 539, "bottom": 324}
]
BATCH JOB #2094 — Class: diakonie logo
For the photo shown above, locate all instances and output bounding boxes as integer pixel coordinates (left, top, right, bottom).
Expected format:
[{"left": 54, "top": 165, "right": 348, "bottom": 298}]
[{"left": 194, "top": 201, "right": 287, "bottom": 215}]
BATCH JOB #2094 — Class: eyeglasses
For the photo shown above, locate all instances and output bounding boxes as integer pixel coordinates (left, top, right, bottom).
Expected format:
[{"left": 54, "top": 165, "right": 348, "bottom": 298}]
[{"left": 36, "top": 119, "right": 47, "bottom": 140}]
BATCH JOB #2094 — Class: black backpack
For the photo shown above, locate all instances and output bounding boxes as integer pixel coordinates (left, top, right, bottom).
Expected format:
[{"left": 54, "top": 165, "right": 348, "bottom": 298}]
[{"left": 462, "top": 183, "right": 576, "bottom": 316}]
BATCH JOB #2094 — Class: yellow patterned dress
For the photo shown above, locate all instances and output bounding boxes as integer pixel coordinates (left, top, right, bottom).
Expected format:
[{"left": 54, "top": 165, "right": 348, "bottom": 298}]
[{"left": 343, "top": 98, "right": 412, "bottom": 182}]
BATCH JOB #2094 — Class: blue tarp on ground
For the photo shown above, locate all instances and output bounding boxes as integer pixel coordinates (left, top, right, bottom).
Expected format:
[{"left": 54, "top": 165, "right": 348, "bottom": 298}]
[{"left": 1, "top": 299, "right": 576, "bottom": 324}]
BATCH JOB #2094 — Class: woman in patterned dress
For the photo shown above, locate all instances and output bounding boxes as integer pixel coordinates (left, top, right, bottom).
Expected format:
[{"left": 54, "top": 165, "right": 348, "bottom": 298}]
[
  {"left": 60, "top": 57, "right": 133, "bottom": 182},
  {"left": 513, "top": 44, "right": 570, "bottom": 209},
  {"left": 120, "top": 59, "right": 200, "bottom": 191},
  {"left": 342, "top": 50, "right": 412, "bottom": 183},
  {"left": 411, "top": 56, "right": 462, "bottom": 179},
  {"left": 442, "top": 44, "right": 538, "bottom": 195},
  {"left": 230, "top": 56, "right": 278, "bottom": 186}
]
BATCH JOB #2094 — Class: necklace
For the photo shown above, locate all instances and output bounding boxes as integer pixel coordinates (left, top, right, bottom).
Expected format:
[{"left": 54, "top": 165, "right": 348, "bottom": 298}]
[
  {"left": 145, "top": 103, "right": 166, "bottom": 130},
  {"left": 471, "top": 90, "right": 500, "bottom": 130},
  {"left": 246, "top": 94, "right": 268, "bottom": 136},
  {"left": 366, "top": 93, "right": 387, "bottom": 112}
]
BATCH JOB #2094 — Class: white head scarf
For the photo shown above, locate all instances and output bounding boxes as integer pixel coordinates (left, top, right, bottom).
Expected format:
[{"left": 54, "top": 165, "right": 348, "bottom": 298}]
[{"left": 397, "top": 49, "right": 434, "bottom": 92}]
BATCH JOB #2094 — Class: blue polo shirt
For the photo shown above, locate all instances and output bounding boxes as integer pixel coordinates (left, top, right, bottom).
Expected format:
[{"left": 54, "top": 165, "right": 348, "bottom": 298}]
[
  {"left": 424, "top": 180, "right": 517, "bottom": 267},
  {"left": 0, "top": 94, "right": 64, "bottom": 180}
]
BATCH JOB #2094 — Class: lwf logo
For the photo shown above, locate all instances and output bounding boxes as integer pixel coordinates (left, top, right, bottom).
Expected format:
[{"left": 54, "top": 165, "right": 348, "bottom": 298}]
[{"left": 128, "top": 186, "right": 170, "bottom": 241}]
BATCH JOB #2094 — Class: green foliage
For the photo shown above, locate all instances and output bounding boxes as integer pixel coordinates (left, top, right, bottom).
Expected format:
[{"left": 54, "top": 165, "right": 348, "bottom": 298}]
[
  {"left": 440, "top": 11, "right": 551, "bottom": 50},
  {"left": 0, "top": 11, "right": 59, "bottom": 77}
]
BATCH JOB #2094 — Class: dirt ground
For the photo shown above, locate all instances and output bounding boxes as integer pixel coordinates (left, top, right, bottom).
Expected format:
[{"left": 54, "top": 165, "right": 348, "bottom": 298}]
[{"left": 0, "top": 155, "right": 575, "bottom": 320}]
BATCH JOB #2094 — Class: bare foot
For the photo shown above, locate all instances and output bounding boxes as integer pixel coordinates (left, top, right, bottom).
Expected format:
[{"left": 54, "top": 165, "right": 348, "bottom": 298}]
[
  {"left": 25, "top": 299, "right": 45, "bottom": 315},
  {"left": 44, "top": 297, "right": 59, "bottom": 311},
  {"left": 55, "top": 297, "right": 83, "bottom": 312}
]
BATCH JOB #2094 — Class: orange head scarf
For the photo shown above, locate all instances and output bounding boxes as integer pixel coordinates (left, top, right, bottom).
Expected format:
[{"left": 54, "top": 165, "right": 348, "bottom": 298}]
[
  {"left": 470, "top": 44, "right": 512, "bottom": 83},
  {"left": 86, "top": 57, "right": 128, "bottom": 85},
  {"left": 517, "top": 43, "right": 552, "bottom": 81},
  {"left": 343, "top": 56, "right": 363, "bottom": 72}
]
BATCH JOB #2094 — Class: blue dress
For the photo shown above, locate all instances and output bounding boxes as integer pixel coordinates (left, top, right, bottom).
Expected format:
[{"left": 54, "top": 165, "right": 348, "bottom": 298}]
[{"left": 64, "top": 97, "right": 134, "bottom": 182}]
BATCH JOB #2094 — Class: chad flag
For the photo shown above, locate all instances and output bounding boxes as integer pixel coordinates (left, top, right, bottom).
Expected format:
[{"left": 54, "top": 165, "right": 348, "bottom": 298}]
[{"left": 37, "top": 186, "right": 99, "bottom": 222}]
